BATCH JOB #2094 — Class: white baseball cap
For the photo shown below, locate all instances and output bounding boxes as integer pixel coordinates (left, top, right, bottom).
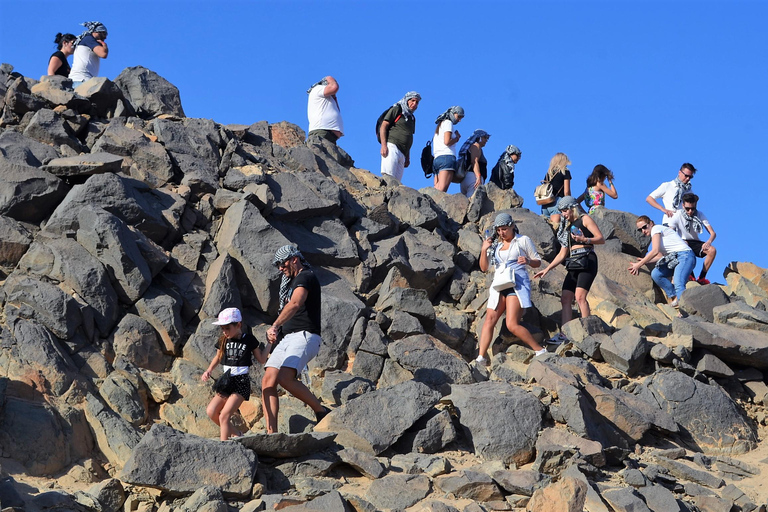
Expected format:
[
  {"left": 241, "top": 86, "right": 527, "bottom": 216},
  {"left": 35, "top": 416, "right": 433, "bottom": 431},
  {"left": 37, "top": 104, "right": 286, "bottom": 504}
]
[{"left": 211, "top": 307, "right": 242, "bottom": 325}]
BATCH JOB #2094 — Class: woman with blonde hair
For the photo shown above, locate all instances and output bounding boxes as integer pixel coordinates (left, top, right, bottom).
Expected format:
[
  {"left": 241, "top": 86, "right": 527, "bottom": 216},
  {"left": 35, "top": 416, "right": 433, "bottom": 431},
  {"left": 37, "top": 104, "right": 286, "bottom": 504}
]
[
  {"left": 536, "top": 152, "right": 572, "bottom": 225},
  {"left": 534, "top": 196, "right": 604, "bottom": 343}
]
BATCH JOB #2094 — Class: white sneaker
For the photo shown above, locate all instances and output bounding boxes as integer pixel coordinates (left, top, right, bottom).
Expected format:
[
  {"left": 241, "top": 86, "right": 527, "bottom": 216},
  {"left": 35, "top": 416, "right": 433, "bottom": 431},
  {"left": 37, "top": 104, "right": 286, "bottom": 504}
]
[
  {"left": 534, "top": 348, "right": 548, "bottom": 357},
  {"left": 475, "top": 355, "right": 488, "bottom": 365},
  {"left": 670, "top": 297, "right": 679, "bottom": 307},
  {"left": 547, "top": 333, "right": 569, "bottom": 345}
]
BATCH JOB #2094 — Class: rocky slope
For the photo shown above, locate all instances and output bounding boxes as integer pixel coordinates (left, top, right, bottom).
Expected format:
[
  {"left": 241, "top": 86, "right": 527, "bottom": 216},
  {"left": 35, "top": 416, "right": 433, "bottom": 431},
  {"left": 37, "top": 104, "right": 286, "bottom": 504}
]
[{"left": 1, "top": 63, "right": 767, "bottom": 512}]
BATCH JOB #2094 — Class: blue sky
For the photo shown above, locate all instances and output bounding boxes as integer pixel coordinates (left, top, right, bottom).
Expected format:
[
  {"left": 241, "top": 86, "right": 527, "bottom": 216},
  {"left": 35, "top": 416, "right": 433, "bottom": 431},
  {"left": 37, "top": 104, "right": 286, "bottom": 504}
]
[{"left": 2, "top": 1, "right": 767, "bottom": 277}]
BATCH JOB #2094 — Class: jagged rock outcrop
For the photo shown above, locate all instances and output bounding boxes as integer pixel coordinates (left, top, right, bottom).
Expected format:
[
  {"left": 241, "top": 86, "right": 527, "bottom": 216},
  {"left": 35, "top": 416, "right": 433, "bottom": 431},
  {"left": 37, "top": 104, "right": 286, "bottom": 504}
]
[{"left": 0, "top": 62, "right": 767, "bottom": 511}]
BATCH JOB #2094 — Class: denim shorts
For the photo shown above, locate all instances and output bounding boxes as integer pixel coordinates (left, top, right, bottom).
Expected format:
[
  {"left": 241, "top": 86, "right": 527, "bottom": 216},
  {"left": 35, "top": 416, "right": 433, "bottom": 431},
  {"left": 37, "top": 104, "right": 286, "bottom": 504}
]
[
  {"left": 541, "top": 204, "right": 560, "bottom": 217},
  {"left": 433, "top": 155, "right": 456, "bottom": 173}
]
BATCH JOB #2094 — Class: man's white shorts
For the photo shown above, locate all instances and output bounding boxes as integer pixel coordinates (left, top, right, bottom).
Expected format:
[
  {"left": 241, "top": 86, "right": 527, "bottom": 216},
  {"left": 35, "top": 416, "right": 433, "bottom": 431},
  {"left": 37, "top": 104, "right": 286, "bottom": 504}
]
[
  {"left": 381, "top": 143, "right": 405, "bottom": 182},
  {"left": 266, "top": 331, "right": 321, "bottom": 371}
]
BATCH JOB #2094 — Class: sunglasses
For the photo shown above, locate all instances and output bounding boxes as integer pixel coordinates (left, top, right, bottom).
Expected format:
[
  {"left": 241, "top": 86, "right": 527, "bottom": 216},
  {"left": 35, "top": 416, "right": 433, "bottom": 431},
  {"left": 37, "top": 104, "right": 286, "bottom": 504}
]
[
  {"left": 680, "top": 171, "right": 694, "bottom": 179},
  {"left": 683, "top": 206, "right": 696, "bottom": 212},
  {"left": 637, "top": 224, "right": 649, "bottom": 232}
]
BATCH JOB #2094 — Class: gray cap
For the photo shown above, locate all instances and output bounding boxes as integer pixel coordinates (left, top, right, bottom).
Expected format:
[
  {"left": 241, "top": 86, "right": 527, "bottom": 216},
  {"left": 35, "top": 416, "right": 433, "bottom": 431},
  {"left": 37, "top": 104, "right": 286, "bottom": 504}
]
[
  {"left": 493, "top": 213, "right": 515, "bottom": 228},
  {"left": 557, "top": 195, "right": 579, "bottom": 210},
  {"left": 506, "top": 145, "right": 521, "bottom": 156}
]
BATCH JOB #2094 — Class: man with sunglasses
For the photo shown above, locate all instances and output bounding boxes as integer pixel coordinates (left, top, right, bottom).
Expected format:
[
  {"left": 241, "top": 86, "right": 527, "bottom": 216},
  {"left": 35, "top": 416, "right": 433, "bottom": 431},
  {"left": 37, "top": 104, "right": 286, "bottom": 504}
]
[
  {"left": 646, "top": 163, "right": 697, "bottom": 226},
  {"left": 69, "top": 21, "right": 109, "bottom": 88},
  {"left": 668, "top": 193, "right": 717, "bottom": 285}
]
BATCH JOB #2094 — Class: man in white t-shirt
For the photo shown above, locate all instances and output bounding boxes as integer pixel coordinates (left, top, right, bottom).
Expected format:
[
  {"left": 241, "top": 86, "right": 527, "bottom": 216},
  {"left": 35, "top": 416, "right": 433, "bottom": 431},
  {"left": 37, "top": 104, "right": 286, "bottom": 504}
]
[
  {"left": 69, "top": 21, "right": 109, "bottom": 87},
  {"left": 668, "top": 192, "right": 717, "bottom": 285},
  {"left": 646, "top": 162, "right": 696, "bottom": 225},
  {"left": 306, "top": 76, "right": 344, "bottom": 144}
]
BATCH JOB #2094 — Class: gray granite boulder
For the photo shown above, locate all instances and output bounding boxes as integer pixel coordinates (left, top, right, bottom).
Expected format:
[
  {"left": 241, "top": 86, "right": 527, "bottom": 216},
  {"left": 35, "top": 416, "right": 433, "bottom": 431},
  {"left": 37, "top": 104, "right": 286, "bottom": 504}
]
[
  {"left": 673, "top": 316, "right": 768, "bottom": 368},
  {"left": 599, "top": 325, "right": 650, "bottom": 377},
  {"left": 23, "top": 108, "right": 85, "bottom": 152},
  {"left": 678, "top": 284, "right": 730, "bottom": 322},
  {"left": 364, "top": 473, "right": 431, "bottom": 511},
  {"left": 713, "top": 301, "right": 768, "bottom": 333}
]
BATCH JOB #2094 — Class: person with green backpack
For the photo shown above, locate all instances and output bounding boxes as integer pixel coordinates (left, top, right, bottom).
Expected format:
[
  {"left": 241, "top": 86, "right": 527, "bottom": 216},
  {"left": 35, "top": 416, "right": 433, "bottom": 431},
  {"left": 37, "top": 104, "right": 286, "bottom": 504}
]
[{"left": 378, "top": 91, "right": 421, "bottom": 183}]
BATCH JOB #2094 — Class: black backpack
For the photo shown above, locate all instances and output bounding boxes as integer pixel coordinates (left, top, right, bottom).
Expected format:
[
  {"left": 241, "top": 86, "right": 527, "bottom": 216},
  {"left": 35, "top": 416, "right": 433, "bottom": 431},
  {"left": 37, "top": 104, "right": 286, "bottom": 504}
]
[
  {"left": 420, "top": 141, "right": 434, "bottom": 179},
  {"left": 375, "top": 104, "right": 402, "bottom": 143}
]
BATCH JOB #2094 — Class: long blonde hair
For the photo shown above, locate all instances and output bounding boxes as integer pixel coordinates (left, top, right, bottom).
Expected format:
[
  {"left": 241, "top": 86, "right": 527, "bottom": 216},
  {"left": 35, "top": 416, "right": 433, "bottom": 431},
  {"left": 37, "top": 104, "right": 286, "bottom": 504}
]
[{"left": 547, "top": 152, "right": 571, "bottom": 179}]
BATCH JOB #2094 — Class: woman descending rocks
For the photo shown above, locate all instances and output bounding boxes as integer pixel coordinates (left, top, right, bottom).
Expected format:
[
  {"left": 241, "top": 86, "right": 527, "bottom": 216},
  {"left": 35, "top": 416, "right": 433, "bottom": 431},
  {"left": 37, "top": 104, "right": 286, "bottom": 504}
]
[
  {"left": 457, "top": 129, "right": 491, "bottom": 198},
  {"left": 432, "top": 106, "right": 464, "bottom": 192},
  {"left": 536, "top": 152, "right": 572, "bottom": 226},
  {"left": 477, "top": 213, "right": 546, "bottom": 365},
  {"left": 202, "top": 307, "right": 268, "bottom": 440},
  {"left": 534, "top": 196, "right": 605, "bottom": 343},
  {"left": 578, "top": 164, "right": 618, "bottom": 214}
]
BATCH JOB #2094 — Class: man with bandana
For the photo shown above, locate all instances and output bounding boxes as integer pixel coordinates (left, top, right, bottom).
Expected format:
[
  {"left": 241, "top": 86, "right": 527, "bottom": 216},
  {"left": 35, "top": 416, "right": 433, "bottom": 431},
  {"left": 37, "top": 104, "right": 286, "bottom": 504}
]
[
  {"left": 263, "top": 245, "right": 329, "bottom": 433},
  {"left": 306, "top": 76, "right": 343, "bottom": 144},
  {"left": 646, "top": 163, "right": 696, "bottom": 226},
  {"left": 667, "top": 192, "right": 717, "bottom": 285},
  {"left": 69, "top": 21, "right": 109, "bottom": 87},
  {"left": 379, "top": 91, "right": 421, "bottom": 183}
]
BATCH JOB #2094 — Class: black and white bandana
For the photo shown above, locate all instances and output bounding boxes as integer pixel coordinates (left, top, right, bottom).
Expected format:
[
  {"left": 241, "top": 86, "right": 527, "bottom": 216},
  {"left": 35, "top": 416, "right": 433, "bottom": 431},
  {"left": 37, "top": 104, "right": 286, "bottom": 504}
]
[
  {"left": 671, "top": 177, "right": 692, "bottom": 210},
  {"left": 306, "top": 78, "right": 329, "bottom": 94},
  {"left": 272, "top": 245, "right": 311, "bottom": 312}
]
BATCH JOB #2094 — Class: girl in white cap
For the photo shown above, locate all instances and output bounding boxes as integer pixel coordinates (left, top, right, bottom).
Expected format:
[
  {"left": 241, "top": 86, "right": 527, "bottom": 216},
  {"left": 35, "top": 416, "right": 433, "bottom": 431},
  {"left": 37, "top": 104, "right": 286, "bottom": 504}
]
[{"left": 202, "top": 307, "right": 267, "bottom": 440}]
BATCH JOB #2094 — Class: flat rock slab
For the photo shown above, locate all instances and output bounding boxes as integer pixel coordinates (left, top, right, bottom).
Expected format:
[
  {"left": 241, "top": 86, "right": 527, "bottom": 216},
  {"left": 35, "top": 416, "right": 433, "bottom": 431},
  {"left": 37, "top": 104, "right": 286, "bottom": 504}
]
[
  {"left": 42, "top": 152, "right": 124, "bottom": 177},
  {"left": 120, "top": 424, "right": 256, "bottom": 498},
  {"left": 673, "top": 316, "right": 768, "bottom": 368},
  {"left": 234, "top": 432, "right": 337, "bottom": 458}
]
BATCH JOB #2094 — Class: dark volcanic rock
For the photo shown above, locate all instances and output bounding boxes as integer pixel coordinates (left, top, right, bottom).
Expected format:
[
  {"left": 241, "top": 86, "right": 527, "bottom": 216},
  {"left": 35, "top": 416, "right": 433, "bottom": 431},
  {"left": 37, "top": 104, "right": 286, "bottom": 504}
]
[{"left": 114, "top": 66, "right": 185, "bottom": 118}]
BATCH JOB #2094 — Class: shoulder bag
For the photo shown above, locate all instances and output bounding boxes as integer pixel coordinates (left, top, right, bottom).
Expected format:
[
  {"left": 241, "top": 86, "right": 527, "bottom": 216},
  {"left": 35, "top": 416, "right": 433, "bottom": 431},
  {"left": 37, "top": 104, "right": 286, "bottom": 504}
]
[
  {"left": 212, "top": 369, "right": 232, "bottom": 395},
  {"left": 490, "top": 240, "right": 518, "bottom": 291}
]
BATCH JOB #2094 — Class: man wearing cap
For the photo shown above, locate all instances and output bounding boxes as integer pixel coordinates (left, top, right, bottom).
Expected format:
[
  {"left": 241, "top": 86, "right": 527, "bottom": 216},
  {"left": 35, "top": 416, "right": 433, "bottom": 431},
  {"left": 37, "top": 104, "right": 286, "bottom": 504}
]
[
  {"left": 306, "top": 76, "right": 344, "bottom": 144},
  {"left": 380, "top": 91, "right": 421, "bottom": 183},
  {"left": 69, "top": 21, "right": 109, "bottom": 87},
  {"left": 262, "top": 245, "right": 329, "bottom": 433},
  {"left": 489, "top": 145, "right": 522, "bottom": 190}
]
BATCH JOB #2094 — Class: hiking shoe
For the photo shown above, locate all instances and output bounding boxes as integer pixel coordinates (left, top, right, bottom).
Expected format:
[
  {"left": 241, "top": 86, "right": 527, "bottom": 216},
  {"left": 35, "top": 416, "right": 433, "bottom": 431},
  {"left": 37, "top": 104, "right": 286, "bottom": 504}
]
[
  {"left": 697, "top": 277, "right": 710, "bottom": 285},
  {"left": 670, "top": 297, "right": 679, "bottom": 307},
  {"left": 534, "top": 348, "right": 548, "bottom": 357},
  {"left": 688, "top": 274, "right": 696, "bottom": 281},
  {"left": 546, "top": 333, "right": 568, "bottom": 345},
  {"left": 315, "top": 406, "right": 331, "bottom": 422},
  {"left": 475, "top": 355, "right": 489, "bottom": 366}
]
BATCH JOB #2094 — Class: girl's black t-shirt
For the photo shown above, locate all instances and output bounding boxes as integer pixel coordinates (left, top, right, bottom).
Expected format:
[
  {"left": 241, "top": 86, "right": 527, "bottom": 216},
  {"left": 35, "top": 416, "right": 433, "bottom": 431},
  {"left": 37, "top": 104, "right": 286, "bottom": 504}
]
[{"left": 221, "top": 331, "right": 260, "bottom": 367}]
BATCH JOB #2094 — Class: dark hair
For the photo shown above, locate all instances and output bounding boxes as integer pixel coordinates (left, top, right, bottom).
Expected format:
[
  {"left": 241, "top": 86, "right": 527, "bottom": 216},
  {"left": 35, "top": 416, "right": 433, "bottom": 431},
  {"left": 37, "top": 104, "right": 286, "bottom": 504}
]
[
  {"left": 54, "top": 32, "right": 76, "bottom": 50},
  {"left": 681, "top": 192, "right": 699, "bottom": 204},
  {"left": 680, "top": 162, "right": 697, "bottom": 175},
  {"left": 586, "top": 164, "right": 614, "bottom": 187}
]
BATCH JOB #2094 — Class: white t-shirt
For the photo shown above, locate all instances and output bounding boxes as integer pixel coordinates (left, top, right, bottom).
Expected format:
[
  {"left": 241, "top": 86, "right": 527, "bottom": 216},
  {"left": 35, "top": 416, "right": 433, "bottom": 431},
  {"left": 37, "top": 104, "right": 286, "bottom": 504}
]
[
  {"left": 650, "top": 224, "right": 693, "bottom": 254},
  {"left": 307, "top": 85, "right": 344, "bottom": 134},
  {"left": 667, "top": 209, "right": 710, "bottom": 241},
  {"left": 648, "top": 180, "right": 694, "bottom": 225},
  {"left": 69, "top": 34, "right": 102, "bottom": 82},
  {"left": 432, "top": 119, "right": 458, "bottom": 157}
]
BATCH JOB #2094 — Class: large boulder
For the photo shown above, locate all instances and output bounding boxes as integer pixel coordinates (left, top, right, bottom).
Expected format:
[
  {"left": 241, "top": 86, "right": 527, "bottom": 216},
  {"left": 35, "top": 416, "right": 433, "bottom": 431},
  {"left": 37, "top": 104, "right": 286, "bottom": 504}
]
[
  {"left": 0, "top": 156, "right": 66, "bottom": 223},
  {"left": 673, "top": 316, "right": 768, "bottom": 368},
  {"left": 114, "top": 66, "right": 185, "bottom": 118},
  {"left": 446, "top": 381, "right": 544, "bottom": 465},
  {"left": 387, "top": 335, "right": 474, "bottom": 389}
]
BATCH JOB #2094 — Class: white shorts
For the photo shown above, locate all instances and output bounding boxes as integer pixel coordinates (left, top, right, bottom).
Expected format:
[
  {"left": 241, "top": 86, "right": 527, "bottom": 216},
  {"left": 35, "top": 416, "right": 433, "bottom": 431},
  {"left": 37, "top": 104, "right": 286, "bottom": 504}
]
[
  {"left": 381, "top": 143, "right": 406, "bottom": 182},
  {"left": 460, "top": 171, "right": 480, "bottom": 197},
  {"left": 266, "top": 331, "right": 321, "bottom": 371}
]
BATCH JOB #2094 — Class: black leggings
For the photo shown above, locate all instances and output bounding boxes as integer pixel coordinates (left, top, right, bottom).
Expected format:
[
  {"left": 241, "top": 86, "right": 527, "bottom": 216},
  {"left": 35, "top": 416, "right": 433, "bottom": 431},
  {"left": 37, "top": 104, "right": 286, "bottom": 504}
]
[{"left": 562, "top": 251, "right": 598, "bottom": 293}]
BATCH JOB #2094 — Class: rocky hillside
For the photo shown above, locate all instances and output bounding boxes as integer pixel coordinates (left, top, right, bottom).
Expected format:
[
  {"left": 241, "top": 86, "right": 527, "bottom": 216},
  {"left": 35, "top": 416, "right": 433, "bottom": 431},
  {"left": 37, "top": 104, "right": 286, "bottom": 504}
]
[{"left": 1, "top": 63, "right": 768, "bottom": 512}]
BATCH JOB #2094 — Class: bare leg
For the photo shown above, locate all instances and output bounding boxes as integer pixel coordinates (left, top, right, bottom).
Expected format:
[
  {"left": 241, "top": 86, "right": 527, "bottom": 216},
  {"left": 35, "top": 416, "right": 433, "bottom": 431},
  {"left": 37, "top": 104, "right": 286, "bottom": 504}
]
[
  {"left": 206, "top": 394, "right": 227, "bottom": 426},
  {"left": 435, "top": 170, "right": 454, "bottom": 192},
  {"left": 574, "top": 287, "right": 591, "bottom": 318},
  {"left": 549, "top": 213, "right": 561, "bottom": 226},
  {"left": 262, "top": 367, "right": 280, "bottom": 434},
  {"left": 505, "top": 295, "right": 543, "bottom": 352},
  {"left": 561, "top": 289, "right": 575, "bottom": 326},
  {"left": 218, "top": 394, "right": 245, "bottom": 440},
  {"left": 276, "top": 367, "right": 324, "bottom": 413},
  {"left": 701, "top": 246, "right": 716, "bottom": 277},
  {"left": 478, "top": 300, "right": 505, "bottom": 359}
]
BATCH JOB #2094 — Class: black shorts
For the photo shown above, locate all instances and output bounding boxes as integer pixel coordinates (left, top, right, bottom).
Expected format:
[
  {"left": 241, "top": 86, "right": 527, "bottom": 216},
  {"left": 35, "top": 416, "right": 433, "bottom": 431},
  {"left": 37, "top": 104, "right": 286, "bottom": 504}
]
[
  {"left": 500, "top": 287, "right": 517, "bottom": 297},
  {"left": 562, "top": 251, "right": 598, "bottom": 293},
  {"left": 686, "top": 240, "right": 706, "bottom": 258},
  {"left": 217, "top": 374, "right": 252, "bottom": 401}
]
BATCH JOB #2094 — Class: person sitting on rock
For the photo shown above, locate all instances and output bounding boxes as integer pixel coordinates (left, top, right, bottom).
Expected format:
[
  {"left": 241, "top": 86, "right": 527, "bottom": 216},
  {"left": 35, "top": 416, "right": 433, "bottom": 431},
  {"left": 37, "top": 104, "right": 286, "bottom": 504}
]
[
  {"left": 432, "top": 106, "right": 464, "bottom": 192},
  {"left": 629, "top": 215, "right": 696, "bottom": 308},
  {"left": 667, "top": 192, "right": 717, "bottom": 285},
  {"left": 306, "top": 76, "right": 344, "bottom": 144},
  {"left": 69, "top": 21, "right": 109, "bottom": 88},
  {"left": 264, "top": 245, "right": 330, "bottom": 433},
  {"left": 534, "top": 196, "right": 605, "bottom": 343},
  {"left": 477, "top": 213, "right": 546, "bottom": 365},
  {"left": 48, "top": 33, "right": 76, "bottom": 77},
  {"left": 489, "top": 145, "right": 521, "bottom": 191},
  {"left": 202, "top": 307, "right": 268, "bottom": 440},
  {"left": 645, "top": 162, "right": 696, "bottom": 226}
]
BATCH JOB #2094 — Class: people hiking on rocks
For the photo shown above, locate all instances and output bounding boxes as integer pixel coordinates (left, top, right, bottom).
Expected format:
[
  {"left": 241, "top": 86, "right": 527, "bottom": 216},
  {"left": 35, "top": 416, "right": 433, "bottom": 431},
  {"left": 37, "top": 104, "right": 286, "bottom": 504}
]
[
  {"left": 431, "top": 106, "right": 464, "bottom": 192},
  {"left": 534, "top": 196, "right": 605, "bottom": 343},
  {"left": 263, "top": 245, "right": 330, "bottom": 434},
  {"left": 48, "top": 33, "right": 76, "bottom": 77},
  {"left": 577, "top": 164, "right": 618, "bottom": 214},
  {"left": 477, "top": 213, "right": 546, "bottom": 364},
  {"left": 536, "top": 152, "right": 572, "bottom": 225},
  {"left": 667, "top": 193, "right": 717, "bottom": 285},
  {"left": 629, "top": 215, "right": 695, "bottom": 308},
  {"left": 489, "top": 145, "right": 521, "bottom": 190},
  {"left": 379, "top": 91, "right": 421, "bottom": 183},
  {"left": 306, "top": 76, "right": 343, "bottom": 144},
  {"left": 457, "top": 129, "right": 491, "bottom": 197},
  {"left": 646, "top": 163, "right": 696, "bottom": 226},
  {"left": 69, "top": 21, "right": 109, "bottom": 87},
  {"left": 202, "top": 307, "right": 268, "bottom": 440}
]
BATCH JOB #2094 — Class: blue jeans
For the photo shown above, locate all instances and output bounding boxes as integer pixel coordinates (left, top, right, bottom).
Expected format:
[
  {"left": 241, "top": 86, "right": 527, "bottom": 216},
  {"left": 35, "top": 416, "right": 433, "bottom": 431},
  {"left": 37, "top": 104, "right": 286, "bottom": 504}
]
[{"left": 651, "top": 250, "right": 695, "bottom": 299}]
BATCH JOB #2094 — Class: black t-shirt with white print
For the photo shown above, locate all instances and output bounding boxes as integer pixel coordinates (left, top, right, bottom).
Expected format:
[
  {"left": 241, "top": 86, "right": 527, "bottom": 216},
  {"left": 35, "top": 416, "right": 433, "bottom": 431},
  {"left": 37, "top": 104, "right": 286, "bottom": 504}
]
[{"left": 221, "top": 331, "right": 260, "bottom": 367}]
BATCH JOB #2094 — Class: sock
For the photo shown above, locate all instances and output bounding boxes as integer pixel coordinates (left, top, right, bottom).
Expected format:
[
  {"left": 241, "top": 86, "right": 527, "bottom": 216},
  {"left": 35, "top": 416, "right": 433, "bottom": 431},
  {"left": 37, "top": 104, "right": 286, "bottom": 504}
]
[{"left": 699, "top": 270, "right": 708, "bottom": 280}]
